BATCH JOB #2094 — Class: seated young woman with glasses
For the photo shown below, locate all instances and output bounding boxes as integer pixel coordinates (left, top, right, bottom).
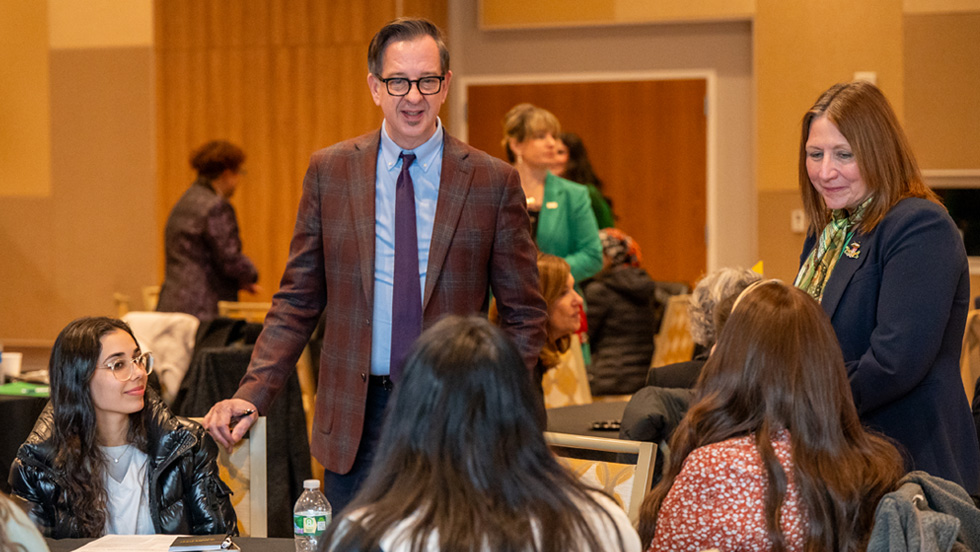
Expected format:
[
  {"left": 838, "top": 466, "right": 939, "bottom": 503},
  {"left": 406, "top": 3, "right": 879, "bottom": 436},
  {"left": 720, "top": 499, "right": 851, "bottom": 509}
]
[{"left": 8, "top": 317, "right": 236, "bottom": 538}]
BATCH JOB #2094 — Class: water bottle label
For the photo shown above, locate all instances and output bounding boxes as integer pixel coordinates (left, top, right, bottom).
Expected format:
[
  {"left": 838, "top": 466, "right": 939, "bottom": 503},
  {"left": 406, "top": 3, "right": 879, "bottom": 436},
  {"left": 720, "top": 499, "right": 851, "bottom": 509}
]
[{"left": 294, "top": 514, "right": 329, "bottom": 536}]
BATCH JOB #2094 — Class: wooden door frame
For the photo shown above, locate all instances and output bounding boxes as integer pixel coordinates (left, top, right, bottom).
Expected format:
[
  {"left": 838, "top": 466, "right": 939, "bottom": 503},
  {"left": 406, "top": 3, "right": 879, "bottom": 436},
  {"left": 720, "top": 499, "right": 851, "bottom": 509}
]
[{"left": 451, "top": 69, "right": 719, "bottom": 273}]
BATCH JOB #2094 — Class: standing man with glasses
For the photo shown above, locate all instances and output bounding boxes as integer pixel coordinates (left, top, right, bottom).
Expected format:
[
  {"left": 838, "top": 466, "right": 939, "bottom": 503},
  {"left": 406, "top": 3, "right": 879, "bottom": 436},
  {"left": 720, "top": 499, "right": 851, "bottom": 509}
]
[{"left": 203, "top": 17, "right": 547, "bottom": 511}]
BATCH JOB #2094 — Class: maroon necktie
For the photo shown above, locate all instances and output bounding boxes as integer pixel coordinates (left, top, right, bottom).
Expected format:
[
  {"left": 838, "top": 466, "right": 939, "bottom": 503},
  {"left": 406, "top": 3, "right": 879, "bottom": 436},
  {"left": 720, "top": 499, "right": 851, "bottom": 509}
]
[{"left": 389, "top": 152, "right": 421, "bottom": 382}]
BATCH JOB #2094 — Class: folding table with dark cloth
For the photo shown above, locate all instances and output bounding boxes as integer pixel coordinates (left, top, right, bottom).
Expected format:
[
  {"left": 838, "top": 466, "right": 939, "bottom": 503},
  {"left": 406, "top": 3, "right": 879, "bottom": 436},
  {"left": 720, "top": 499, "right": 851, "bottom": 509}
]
[
  {"left": 0, "top": 391, "right": 48, "bottom": 494},
  {"left": 172, "top": 344, "right": 312, "bottom": 538}
]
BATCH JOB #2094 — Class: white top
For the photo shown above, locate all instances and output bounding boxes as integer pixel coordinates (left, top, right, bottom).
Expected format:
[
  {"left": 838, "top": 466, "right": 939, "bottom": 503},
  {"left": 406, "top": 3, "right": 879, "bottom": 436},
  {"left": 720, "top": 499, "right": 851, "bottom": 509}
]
[
  {"left": 103, "top": 445, "right": 155, "bottom": 535},
  {"left": 339, "top": 490, "right": 641, "bottom": 552}
]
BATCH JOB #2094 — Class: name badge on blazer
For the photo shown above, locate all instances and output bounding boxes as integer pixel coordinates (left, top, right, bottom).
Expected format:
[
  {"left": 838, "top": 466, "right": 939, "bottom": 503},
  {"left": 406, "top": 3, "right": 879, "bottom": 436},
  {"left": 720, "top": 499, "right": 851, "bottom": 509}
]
[{"left": 545, "top": 201, "right": 558, "bottom": 209}]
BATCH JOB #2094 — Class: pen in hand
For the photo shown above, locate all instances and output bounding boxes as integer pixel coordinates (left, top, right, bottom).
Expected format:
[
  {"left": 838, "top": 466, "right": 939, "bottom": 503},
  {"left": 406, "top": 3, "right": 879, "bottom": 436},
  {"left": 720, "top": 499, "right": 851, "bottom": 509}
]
[{"left": 228, "top": 408, "right": 255, "bottom": 429}]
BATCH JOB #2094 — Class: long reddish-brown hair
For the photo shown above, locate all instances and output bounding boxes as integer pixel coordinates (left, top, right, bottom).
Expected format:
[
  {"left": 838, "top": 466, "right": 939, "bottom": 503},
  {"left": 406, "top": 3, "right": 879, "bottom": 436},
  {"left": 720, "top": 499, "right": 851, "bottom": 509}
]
[
  {"left": 638, "top": 281, "right": 903, "bottom": 551},
  {"left": 489, "top": 252, "right": 571, "bottom": 369},
  {"left": 799, "top": 81, "right": 940, "bottom": 235}
]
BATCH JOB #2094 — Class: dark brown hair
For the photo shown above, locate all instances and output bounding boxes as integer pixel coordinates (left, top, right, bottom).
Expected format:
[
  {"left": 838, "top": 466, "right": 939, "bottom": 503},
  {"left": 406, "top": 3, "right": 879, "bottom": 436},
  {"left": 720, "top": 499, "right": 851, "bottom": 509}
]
[
  {"left": 799, "top": 81, "right": 940, "bottom": 235},
  {"left": 320, "top": 316, "right": 628, "bottom": 552},
  {"left": 558, "top": 132, "right": 603, "bottom": 190},
  {"left": 189, "top": 140, "right": 245, "bottom": 180},
  {"left": 367, "top": 17, "right": 449, "bottom": 77},
  {"left": 638, "top": 281, "right": 903, "bottom": 551}
]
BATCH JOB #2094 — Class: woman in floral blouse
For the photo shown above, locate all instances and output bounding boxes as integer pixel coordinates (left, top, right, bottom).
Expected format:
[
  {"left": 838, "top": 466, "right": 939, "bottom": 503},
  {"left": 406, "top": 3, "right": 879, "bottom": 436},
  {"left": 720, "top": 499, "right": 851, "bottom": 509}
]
[{"left": 638, "top": 280, "right": 903, "bottom": 552}]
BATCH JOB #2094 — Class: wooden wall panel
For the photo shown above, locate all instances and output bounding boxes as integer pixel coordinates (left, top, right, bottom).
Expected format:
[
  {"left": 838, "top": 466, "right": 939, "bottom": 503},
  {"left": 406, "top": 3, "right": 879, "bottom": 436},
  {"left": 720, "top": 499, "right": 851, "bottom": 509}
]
[
  {"left": 155, "top": 0, "right": 447, "bottom": 301},
  {"left": 466, "top": 79, "right": 707, "bottom": 286}
]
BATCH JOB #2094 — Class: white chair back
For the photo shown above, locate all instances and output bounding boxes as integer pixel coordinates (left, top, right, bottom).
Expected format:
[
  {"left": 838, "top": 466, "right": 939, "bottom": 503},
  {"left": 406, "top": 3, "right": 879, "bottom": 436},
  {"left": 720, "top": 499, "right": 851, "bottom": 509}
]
[
  {"left": 190, "top": 416, "right": 268, "bottom": 537},
  {"left": 122, "top": 311, "right": 199, "bottom": 405},
  {"left": 544, "top": 431, "right": 656, "bottom": 524}
]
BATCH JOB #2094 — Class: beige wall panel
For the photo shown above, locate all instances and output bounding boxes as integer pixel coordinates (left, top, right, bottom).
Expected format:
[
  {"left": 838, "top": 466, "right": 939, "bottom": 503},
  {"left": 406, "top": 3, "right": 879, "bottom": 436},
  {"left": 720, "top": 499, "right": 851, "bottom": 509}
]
[
  {"left": 755, "top": 0, "right": 905, "bottom": 194},
  {"left": 757, "top": 190, "right": 807, "bottom": 283},
  {"left": 754, "top": 0, "right": 904, "bottom": 282},
  {"left": 0, "top": 0, "right": 51, "bottom": 197},
  {"left": 0, "top": 47, "right": 155, "bottom": 342},
  {"left": 48, "top": 0, "right": 152, "bottom": 49},
  {"left": 480, "top": 0, "right": 753, "bottom": 28},
  {"left": 481, "top": 0, "right": 614, "bottom": 28},
  {"left": 904, "top": 0, "right": 980, "bottom": 13},
  {"left": 156, "top": 0, "right": 445, "bottom": 301},
  {"left": 904, "top": 13, "right": 980, "bottom": 169}
]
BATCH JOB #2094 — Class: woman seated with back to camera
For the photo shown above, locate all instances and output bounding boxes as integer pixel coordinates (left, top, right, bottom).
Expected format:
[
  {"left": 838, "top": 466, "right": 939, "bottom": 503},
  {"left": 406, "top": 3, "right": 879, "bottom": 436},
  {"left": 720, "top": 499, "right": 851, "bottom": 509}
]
[
  {"left": 8, "top": 317, "right": 236, "bottom": 538},
  {"left": 646, "top": 267, "right": 761, "bottom": 389},
  {"left": 319, "top": 315, "right": 641, "bottom": 552},
  {"left": 639, "top": 281, "right": 903, "bottom": 552}
]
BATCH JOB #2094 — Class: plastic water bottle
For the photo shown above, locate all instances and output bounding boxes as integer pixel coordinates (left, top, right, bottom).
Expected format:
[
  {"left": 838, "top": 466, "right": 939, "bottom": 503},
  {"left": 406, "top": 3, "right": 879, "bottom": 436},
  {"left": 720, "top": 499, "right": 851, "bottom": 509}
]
[{"left": 294, "top": 479, "right": 331, "bottom": 552}]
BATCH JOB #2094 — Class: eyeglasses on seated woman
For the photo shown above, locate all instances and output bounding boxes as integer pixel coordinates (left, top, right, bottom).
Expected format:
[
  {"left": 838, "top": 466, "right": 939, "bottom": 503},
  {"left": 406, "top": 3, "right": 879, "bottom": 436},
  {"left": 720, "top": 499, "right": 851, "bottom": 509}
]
[{"left": 8, "top": 316, "right": 236, "bottom": 538}]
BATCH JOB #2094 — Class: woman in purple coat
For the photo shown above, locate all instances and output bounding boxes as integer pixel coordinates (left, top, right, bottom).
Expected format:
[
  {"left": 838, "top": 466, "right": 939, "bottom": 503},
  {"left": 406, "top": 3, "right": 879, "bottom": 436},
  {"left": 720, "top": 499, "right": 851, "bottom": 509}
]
[{"left": 156, "top": 141, "right": 258, "bottom": 321}]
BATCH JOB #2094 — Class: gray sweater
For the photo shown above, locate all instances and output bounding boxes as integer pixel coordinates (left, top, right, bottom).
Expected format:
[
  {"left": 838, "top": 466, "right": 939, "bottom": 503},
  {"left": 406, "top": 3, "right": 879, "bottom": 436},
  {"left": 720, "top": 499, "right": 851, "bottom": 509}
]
[{"left": 867, "top": 471, "right": 980, "bottom": 552}]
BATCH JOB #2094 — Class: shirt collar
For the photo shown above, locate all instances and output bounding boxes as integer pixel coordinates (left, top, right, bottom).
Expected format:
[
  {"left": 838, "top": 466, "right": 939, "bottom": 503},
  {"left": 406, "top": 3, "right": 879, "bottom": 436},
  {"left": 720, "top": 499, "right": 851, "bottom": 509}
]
[{"left": 379, "top": 118, "right": 443, "bottom": 174}]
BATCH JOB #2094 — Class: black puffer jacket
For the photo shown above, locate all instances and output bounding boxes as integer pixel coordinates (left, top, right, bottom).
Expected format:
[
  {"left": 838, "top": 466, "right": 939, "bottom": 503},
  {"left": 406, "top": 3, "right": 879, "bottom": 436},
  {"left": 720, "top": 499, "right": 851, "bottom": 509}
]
[
  {"left": 584, "top": 265, "right": 658, "bottom": 395},
  {"left": 8, "top": 389, "right": 236, "bottom": 538}
]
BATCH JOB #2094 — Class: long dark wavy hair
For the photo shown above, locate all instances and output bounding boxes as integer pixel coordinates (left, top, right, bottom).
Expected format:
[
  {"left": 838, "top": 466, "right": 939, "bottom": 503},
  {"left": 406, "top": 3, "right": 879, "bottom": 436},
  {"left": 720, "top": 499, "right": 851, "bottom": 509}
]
[
  {"left": 48, "top": 316, "right": 148, "bottom": 537},
  {"left": 637, "top": 281, "right": 903, "bottom": 551},
  {"left": 558, "top": 132, "right": 603, "bottom": 191},
  {"left": 320, "top": 316, "right": 628, "bottom": 552}
]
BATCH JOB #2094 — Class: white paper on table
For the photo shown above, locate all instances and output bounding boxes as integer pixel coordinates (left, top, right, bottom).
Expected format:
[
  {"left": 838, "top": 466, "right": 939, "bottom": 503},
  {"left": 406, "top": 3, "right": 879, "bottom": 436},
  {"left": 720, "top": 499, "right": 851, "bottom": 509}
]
[{"left": 73, "top": 534, "right": 180, "bottom": 551}]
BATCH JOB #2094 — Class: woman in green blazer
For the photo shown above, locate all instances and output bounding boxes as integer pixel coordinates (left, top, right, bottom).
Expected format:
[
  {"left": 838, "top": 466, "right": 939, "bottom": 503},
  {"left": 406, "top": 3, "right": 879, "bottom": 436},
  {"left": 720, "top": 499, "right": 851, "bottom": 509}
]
[{"left": 502, "top": 103, "right": 602, "bottom": 284}]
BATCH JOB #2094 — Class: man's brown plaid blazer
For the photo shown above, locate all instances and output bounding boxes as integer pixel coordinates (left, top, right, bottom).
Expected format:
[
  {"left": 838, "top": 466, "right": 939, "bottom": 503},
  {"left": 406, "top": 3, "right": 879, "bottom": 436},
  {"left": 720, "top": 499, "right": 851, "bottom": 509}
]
[{"left": 235, "top": 130, "right": 548, "bottom": 474}]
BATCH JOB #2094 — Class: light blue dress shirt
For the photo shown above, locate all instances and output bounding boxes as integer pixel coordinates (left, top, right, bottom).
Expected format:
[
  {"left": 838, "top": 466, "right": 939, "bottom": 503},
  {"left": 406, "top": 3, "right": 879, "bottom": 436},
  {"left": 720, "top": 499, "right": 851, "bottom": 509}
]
[{"left": 370, "top": 119, "right": 444, "bottom": 375}]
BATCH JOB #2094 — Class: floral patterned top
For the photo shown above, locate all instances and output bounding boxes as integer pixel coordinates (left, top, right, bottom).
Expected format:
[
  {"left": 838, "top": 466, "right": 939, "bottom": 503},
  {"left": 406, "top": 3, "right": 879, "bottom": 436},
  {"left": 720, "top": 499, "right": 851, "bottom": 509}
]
[{"left": 649, "top": 430, "right": 806, "bottom": 552}]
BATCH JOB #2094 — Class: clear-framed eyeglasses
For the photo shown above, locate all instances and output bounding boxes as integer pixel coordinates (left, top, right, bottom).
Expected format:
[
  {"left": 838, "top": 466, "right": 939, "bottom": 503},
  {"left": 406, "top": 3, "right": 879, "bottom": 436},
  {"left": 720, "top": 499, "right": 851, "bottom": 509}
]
[
  {"left": 103, "top": 352, "right": 154, "bottom": 382},
  {"left": 377, "top": 75, "right": 445, "bottom": 96}
]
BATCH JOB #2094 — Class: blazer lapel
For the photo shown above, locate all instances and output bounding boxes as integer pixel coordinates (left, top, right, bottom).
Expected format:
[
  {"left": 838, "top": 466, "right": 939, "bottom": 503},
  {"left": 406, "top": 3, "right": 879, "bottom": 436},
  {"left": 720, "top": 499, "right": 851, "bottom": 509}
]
[
  {"left": 820, "top": 232, "right": 869, "bottom": 318},
  {"left": 423, "top": 135, "right": 472, "bottom": 311},
  {"left": 536, "top": 175, "right": 562, "bottom": 243},
  {"left": 348, "top": 131, "right": 381, "bottom": 305}
]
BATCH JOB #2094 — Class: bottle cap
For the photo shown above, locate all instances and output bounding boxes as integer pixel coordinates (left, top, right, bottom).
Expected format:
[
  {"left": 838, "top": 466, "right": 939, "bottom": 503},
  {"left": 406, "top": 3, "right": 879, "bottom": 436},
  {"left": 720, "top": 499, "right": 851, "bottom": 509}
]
[{"left": 303, "top": 479, "right": 320, "bottom": 490}]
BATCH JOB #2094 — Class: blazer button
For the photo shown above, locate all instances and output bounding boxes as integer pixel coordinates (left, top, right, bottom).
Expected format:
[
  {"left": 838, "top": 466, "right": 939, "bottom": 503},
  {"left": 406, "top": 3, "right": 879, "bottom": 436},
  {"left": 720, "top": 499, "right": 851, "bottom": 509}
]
[{"left": 360, "top": 373, "right": 367, "bottom": 382}]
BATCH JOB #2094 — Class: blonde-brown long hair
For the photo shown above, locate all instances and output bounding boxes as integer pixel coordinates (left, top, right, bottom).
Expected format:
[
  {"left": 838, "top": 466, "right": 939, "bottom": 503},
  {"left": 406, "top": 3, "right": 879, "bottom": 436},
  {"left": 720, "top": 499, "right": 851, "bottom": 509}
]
[{"left": 501, "top": 103, "right": 561, "bottom": 163}]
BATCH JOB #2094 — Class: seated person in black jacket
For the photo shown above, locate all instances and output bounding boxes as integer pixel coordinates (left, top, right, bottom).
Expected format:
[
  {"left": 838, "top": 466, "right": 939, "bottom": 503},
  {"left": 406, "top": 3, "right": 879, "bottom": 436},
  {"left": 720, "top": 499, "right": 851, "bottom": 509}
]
[
  {"left": 646, "top": 267, "right": 761, "bottom": 389},
  {"left": 584, "top": 229, "right": 658, "bottom": 395},
  {"left": 8, "top": 317, "right": 236, "bottom": 538}
]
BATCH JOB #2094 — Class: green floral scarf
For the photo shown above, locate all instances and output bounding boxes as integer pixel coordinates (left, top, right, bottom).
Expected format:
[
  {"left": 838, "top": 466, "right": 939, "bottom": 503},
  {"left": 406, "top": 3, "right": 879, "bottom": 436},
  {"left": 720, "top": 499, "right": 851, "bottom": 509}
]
[{"left": 794, "top": 196, "right": 872, "bottom": 302}]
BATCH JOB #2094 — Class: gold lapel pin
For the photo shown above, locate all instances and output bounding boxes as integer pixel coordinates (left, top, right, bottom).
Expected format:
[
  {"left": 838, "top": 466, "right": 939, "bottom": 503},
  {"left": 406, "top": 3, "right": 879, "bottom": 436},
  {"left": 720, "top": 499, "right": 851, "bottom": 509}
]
[{"left": 844, "top": 242, "right": 861, "bottom": 259}]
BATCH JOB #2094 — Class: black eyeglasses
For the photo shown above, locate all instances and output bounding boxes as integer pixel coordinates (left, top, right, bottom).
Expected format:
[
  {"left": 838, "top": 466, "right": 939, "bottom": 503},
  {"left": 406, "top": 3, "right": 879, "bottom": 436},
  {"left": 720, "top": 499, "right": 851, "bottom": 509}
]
[{"left": 377, "top": 75, "right": 445, "bottom": 96}]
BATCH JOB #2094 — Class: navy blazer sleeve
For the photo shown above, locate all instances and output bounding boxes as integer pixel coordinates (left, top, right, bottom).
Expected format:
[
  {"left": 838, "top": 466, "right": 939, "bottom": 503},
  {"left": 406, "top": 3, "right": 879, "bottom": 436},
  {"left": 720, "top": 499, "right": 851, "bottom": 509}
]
[{"left": 813, "top": 200, "right": 967, "bottom": 414}]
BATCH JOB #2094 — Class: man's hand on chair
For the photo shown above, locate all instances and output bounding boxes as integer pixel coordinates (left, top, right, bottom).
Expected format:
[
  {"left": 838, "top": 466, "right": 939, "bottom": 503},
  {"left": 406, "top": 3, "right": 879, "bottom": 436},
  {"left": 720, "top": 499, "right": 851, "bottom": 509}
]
[{"left": 203, "top": 398, "right": 258, "bottom": 453}]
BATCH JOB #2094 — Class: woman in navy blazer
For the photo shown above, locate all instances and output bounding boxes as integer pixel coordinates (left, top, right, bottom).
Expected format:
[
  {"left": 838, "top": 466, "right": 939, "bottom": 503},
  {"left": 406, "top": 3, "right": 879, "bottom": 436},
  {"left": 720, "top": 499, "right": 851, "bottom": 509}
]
[{"left": 795, "top": 81, "right": 980, "bottom": 494}]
